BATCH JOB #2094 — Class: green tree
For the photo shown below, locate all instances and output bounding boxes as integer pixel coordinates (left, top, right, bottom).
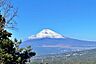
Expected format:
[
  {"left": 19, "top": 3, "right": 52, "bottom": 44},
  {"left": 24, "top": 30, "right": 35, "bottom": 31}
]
[
  {"left": 0, "top": 0, "right": 36, "bottom": 64},
  {"left": 0, "top": 12, "right": 36, "bottom": 64}
]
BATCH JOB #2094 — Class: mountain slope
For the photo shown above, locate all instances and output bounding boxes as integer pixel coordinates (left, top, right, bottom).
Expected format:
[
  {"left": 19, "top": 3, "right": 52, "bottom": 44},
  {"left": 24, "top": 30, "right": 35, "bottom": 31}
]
[
  {"left": 21, "top": 38, "right": 96, "bottom": 55},
  {"left": 28, "top": 29, "right": 64, "bottom": 39},
  {"left": 20, "top": 29, "right": 96, "bottom": 56}
]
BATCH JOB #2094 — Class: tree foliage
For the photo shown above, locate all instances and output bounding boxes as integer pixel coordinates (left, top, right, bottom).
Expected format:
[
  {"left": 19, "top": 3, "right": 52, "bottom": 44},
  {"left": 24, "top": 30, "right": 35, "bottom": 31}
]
[
  {"left": 0, "top": 0, "right": 36, "bottom": 64},
  {"left": 0, "top": 13, "right": 36, "bottom": 64}
]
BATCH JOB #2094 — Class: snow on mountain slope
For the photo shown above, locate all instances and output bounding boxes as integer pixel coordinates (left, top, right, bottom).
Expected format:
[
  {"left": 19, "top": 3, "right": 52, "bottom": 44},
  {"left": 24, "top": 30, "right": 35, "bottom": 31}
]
[
  {"left": 28, "top": 29, "right": 64, "bottom": 39},
  {"left": 21, "top": 29, "right": 96, "bottom": 55}
]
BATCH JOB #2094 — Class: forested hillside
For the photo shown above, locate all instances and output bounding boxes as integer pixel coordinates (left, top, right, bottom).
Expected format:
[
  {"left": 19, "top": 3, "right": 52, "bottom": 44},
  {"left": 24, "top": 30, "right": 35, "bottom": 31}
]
[{"left": 31, "top": 49, "right": 96, "bottom": 64}]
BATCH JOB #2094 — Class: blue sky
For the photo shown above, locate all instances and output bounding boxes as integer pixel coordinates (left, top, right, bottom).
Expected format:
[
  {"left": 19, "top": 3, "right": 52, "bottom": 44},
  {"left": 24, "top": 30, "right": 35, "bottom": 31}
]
[{"left": 11, "top": 0, "right": 96, "bottom": 41}]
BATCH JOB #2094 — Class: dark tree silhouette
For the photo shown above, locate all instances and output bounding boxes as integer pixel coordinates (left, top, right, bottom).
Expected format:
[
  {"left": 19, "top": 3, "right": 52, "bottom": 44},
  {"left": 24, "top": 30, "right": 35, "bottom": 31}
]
[{"left": 0, "top": 0, "right": 36, "bottom": 64}]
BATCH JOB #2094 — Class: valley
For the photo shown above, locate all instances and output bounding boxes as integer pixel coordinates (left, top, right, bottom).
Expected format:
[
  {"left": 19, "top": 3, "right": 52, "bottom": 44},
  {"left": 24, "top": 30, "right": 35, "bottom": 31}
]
[{"left": 31, "top": 49, "right": 96, "bottom": 64}]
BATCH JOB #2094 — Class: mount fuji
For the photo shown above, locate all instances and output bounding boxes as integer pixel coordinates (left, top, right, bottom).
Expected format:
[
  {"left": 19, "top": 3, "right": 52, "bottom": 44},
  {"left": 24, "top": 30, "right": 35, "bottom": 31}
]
[
  {"left": 28, "top": 29, "right": 64, "bottom": 39},
  {"left": 20, "top": 29, "right": 96, "bottom": 56}
]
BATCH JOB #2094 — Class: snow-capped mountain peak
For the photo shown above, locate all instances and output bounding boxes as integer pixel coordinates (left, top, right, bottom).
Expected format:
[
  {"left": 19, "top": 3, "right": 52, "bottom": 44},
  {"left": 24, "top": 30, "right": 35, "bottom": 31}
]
[{"left": 28, "top": 29, "right": 64, "bottom": 39}]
